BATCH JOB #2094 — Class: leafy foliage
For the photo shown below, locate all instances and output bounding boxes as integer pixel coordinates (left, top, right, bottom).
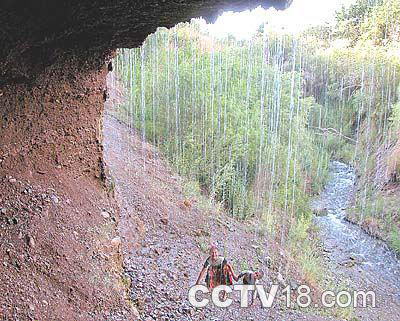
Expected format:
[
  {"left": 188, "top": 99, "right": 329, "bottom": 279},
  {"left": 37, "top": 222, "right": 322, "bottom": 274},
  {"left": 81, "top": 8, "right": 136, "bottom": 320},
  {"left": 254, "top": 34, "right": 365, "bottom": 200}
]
[
  {"left": 113, "top": 22, "right": 331, "bottom": 243},
  {"left": 112, "top": 0, "right": 400, "bottom": 247}
]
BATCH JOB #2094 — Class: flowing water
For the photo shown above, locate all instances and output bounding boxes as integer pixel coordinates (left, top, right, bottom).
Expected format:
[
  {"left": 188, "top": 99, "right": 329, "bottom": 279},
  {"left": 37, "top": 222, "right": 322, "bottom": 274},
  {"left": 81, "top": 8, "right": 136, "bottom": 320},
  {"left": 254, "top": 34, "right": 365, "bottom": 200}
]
[{"left": 313, "top": 161, "right": 400, "bottom": 315}]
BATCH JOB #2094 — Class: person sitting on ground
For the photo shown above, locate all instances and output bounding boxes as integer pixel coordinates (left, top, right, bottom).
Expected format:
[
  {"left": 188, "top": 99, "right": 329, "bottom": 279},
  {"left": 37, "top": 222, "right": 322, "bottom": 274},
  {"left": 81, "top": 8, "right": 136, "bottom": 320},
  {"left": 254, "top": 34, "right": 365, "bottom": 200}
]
[
  {"left": 236, "top": 269, "right": 264, "bottom": 306},
  {"left": 195, "top": 244, "right": 237, "bottom": 291}
]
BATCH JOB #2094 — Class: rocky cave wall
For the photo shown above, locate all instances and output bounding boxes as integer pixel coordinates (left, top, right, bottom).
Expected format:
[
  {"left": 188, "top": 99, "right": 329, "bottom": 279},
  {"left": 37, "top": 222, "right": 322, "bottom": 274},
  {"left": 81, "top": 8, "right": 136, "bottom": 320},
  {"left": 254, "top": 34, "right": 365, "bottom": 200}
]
[{"left": 0, "top": 1, "right": 290, "bottom": 319}]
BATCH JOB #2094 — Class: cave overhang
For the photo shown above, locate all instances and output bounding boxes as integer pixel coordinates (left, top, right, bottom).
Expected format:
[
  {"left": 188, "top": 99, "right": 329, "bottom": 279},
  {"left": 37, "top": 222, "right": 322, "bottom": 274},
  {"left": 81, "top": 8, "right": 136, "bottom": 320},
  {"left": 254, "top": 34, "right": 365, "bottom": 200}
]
[{"left": 0, "top": 0, "right": 291, "bottom": 85}]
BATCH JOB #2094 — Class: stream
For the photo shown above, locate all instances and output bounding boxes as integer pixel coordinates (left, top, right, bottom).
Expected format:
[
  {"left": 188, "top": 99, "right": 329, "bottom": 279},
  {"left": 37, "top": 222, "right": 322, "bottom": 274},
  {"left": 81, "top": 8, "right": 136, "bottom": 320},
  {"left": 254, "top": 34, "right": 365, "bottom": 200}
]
[{"left": 313, "top": 161, "right": 400, "bottom": 317}]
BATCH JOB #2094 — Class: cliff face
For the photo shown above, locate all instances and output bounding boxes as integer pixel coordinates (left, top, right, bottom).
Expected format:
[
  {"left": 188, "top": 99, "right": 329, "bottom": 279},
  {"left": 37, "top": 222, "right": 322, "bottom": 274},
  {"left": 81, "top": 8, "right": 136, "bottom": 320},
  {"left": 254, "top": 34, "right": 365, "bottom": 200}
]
[
  {"left": 0, "top": 53, "right": 110, "bottom": 180},
  {"left": 0, "top": 53, "right": 125, "bottom": 320},
  {"left": 0, "top": 1, "right": 290, "bottom": 319}
]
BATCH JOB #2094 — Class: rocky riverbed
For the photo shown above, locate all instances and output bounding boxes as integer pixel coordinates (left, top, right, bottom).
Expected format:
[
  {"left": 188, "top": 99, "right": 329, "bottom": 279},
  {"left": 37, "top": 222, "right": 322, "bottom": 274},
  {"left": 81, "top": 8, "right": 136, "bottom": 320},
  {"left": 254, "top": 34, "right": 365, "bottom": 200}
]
[{"left": 313, "top": 161, "right": 400, "bottom": 320}]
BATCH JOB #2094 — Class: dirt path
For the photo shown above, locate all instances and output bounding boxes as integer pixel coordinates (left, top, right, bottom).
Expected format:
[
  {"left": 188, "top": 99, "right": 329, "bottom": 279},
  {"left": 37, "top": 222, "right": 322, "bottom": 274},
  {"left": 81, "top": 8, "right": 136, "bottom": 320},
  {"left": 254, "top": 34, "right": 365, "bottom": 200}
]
[
  {"left": 103, "top": 113, "right": 340, "bottom": 321},
  {"left": 314, "top": 161, "right": 400, "bottom": 321}
]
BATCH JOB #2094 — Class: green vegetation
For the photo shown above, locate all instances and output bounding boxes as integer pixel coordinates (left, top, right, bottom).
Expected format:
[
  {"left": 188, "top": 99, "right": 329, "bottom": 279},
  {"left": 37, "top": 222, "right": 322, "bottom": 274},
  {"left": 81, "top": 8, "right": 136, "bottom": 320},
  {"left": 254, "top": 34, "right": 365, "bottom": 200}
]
[
  {"left": 113, "top": 23, "right": 331, "bottom": 244},
  {"left": 390, "top": 227, "right": 400, "bottom": 253},
  {"left": 301, "top": 0, "right": 400, "bottom": 251},
  {"left": 288, "top": 217, "right": 324, "bottom": 285},
  {"left": 112, "top": 0, "right": 400, "bottom": 297},
  {"left": 335, "top": 0, "right": 400, "bottom": 45}
]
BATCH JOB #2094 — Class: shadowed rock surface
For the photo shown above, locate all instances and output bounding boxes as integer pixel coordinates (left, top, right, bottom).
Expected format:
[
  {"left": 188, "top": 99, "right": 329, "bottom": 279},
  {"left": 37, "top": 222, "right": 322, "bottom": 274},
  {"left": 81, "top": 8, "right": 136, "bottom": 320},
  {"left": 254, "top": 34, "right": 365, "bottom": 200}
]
[{"left": 0, "top": 0, "right": 291, "bottom": 84}]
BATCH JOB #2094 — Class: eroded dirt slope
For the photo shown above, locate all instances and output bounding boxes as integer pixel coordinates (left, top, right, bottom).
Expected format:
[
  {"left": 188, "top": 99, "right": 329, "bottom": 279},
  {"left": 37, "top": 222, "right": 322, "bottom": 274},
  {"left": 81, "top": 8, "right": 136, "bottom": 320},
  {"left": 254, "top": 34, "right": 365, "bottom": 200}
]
[{"left": 0, "top": 169, "right": 130, "bottom": 320}]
